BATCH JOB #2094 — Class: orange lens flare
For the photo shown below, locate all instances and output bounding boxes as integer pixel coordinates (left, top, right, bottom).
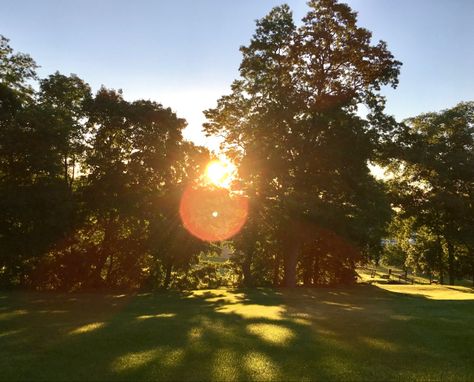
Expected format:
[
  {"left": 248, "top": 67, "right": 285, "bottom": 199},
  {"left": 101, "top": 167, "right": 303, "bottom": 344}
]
[{"left": 179, "top": 186, "right": 248, "bottom": 242}]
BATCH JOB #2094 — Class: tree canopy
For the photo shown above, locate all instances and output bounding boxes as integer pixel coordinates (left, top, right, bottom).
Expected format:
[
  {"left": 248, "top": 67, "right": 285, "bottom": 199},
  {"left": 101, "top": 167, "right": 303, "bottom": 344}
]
[
  {"left": 385, "top": 102, "right": 474, "bottom": 285},
  {"left": 204, "top": 0, "right": 400, "bottom": 287}
]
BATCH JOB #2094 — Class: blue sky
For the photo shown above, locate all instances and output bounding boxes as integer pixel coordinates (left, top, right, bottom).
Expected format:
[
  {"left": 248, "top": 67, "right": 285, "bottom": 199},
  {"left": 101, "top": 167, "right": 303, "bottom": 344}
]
[{"left": 1, "top": 0, "right": 473, "bottom": 151}]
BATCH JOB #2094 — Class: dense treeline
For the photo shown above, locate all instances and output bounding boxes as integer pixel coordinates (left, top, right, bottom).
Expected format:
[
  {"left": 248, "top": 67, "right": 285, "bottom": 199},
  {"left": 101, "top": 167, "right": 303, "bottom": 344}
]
[
  {"left": 0, "top": 35, "right": 211, "bottom": 290},
  {"left": 1, "top": 0, "right": 473, "bottom": 290}
]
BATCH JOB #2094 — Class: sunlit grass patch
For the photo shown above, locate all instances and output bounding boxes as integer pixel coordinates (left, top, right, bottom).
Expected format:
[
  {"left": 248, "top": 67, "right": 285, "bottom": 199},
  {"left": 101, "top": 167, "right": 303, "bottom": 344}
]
[
  {"left": 112, "top": 349, "right": 159, "bottom": 372},
  {"left": 160, "top": 348, "right": 185, "bottom": 368},
  {"left": 135, "top": 313, "right": 176, "bottom": 320},
  {"left": 212, "top": 348, "right": 240, "bottom": 381},
  {"left": 69, "top": 322, "right": 106, "bottom": 335},
  {"left": 289, "top": 314, "right": 312, "bottom": 326},
  {"left": 246, "top": 323, "right": 294, "bottom": 346},
  {"left": 321, "top": 300, "right": 364, "bottom": 311},
  {"left": 0, "top": 309, "right": 28, "bottom": 320},
  {"left": 112, "top": 347, "right": 184, "bottom": 373},
  {"left": 187, "top": 326, "right": 203, "bottom": 341},
  {"left": 0, "top": 329, "right": 24, "bottom": 338},
  {"left": 359, "top": 336, "right": 398, "bottom": 352},
  {"left": 377, "top": 284, "right": 474, "bottom": 300},
  {"left": 37, "top": 310, "right": 68, "bottom": 314},
  {"left": 244, "top": 351, "right": 280, "bottom": 380},
  {"left": 217, "top": 303, "right": 286, "bottom": 320},
  {"left": 189, "top": 289, "right": 246, "bottom": 304}
]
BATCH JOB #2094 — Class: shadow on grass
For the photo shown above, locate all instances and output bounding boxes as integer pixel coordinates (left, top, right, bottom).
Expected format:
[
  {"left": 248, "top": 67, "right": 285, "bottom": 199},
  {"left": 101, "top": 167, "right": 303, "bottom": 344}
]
[{"left": 0, "top": 285, "right": 473, "bottom": 381}]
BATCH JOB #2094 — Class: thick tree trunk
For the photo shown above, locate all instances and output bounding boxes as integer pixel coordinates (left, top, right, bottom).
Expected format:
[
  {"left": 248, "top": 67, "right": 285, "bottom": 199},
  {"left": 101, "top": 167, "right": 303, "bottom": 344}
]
[
  {"left": 283, "top": 240, "right": 300, "bottom": 288},
  {"left": 447, "top": 241, "right": 455, "bottom": 286}
]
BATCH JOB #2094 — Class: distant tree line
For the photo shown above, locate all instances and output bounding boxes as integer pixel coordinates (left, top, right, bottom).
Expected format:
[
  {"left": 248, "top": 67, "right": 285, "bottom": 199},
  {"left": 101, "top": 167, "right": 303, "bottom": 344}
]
[
  {"left": 1, "top": 0, "right": 472, "bottom": 290},
  {"left": 381, "top": 102, "right": 474, "bottom": 285}
]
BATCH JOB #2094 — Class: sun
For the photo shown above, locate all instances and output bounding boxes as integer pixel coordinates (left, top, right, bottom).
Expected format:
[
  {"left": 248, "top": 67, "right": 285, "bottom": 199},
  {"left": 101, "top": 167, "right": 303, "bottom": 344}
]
[{"left": 205, "top": 159, "right": 235, "bottom": 188}]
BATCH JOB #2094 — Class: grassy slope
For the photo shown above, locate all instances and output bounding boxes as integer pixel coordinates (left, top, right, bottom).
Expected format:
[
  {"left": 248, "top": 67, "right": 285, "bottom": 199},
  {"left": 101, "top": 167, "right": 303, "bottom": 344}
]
[
  {"left": 0, "top": 285, "right": 473, "bottom": 381},
  {"left": 357, "top": 264, "right": 474, "bottom": 287}
]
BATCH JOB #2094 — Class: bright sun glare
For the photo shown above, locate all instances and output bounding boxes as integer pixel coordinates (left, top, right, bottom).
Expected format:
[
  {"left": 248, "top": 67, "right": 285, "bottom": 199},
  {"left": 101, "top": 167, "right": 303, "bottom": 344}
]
[{"left": 205, "top": 159, "right": 235, "bottom": 188}]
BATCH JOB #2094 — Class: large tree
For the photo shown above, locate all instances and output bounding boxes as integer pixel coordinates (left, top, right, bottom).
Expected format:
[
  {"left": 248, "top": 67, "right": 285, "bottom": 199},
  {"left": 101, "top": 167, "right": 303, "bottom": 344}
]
[{"left": 204, "top": 0, "right": 400, "bottom": 287}]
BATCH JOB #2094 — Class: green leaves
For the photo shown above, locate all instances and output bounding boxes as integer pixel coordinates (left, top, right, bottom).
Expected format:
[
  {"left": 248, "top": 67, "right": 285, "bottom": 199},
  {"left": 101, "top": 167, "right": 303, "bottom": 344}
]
[
  {"left": 0, "top": 36, "right": 209, "bottom": 290},
  {"left": 0, "top": 35, "right": 37, "bottom": 100},
  {"left": 204, "top": 0, "right": 400, "bottom": 286},
  {"left": 387, "top": 102, "right": 474, "bottom": 284}
]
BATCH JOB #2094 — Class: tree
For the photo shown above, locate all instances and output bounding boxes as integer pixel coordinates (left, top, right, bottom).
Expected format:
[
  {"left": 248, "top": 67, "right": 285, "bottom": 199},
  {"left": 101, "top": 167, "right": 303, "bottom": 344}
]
[
  {"left": 387, "top": 102, "right": 474, "bottom": 285},
  {"left": 0, "top": 38, "right": 78, "bottom": 287},
  {"left": 0, "top": 35, "right": 215, "bottom": 290},
  {"left": 38, "top": 72, "right": 92, "bottom": 191},
  {"left": 74, "top": 88, "right": 210, "bottom": 290},
  {"left": 204, "top": 0, "right": 400, "bottom": 286},
  {"left": 382, "top": 215, "right": 441, "bottom": 281},
  {"left": 0, "top": 35, "right": 37, "bottom": 99}
]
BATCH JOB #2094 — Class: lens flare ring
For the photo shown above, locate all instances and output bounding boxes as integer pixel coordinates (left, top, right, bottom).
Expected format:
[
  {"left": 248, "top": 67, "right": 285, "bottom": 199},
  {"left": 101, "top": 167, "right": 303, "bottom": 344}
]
[{"left": 179, "top": 185, "right": 248, "bottom": 242}]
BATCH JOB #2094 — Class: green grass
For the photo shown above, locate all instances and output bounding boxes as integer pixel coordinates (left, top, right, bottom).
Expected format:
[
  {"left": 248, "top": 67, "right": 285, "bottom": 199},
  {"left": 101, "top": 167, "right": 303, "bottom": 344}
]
[
  {"left": 357, "top": 264, "right": 474, "bottom": 287},
  {"left": 1, "top": 285, "right": 473, "bottom": 381}
]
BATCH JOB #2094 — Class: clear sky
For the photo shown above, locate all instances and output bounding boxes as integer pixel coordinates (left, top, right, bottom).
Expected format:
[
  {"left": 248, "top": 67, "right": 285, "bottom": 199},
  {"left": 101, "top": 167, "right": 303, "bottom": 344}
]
[{"left": 1, "top": 0, "right": 473, "bottom": 151}]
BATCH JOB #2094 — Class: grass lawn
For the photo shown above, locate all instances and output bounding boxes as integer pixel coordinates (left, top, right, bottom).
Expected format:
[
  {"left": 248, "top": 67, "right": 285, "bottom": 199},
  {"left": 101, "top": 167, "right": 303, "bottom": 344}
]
[{"left": 1, "top": 284, "right": 473, "bottom": 381}]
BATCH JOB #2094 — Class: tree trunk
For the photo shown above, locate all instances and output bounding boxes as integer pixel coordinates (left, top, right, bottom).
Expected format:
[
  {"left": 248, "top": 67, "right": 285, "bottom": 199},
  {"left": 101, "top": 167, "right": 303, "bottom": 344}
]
[
  {"left": 302, "top": 252, "right": 313, "bottom": 287},
  {"left": 162, "top": 261, "right": 173, "bottom": 290},
  {"left": 106, "top": 252, "right": 114, "bottom": 286},
  {"left": 472, "top": 262, "right": 474, "bottom": 287},
  {"left": 92, "top": 216, "right": 114, "bottom": 289},
  {"left": 242, "top": 251, "right": 253, "bottom": 287},
  {"left": 90, "top": 251, "right": 108, "bottom": 289},
  {"left": 64, "top": 154, "right": 69, "bottom": 188},
  {"left": 312, "top": 253, "right": 320, "bottom": 286},
  {"left": 471, "top": 254, "right": 474, "bottom": 287},
  {"left": 447, "top": 241, "right": 455, "bottom": 286},
  {"left": 283, "top": 240, "right": 300, "bottom": 288},
  {"left": 272, "top": 253, "right": 280, "bottom": 287},
  {"left": 436, "top": 234, "right": 444, "bottom": 285}
]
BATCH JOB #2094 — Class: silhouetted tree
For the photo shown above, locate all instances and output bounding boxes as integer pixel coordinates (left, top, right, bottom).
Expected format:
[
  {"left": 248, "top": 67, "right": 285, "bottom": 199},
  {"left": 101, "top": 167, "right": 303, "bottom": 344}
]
[
  {"left": 204, "top": 0, "right": 399, "bottom": 286},
  {"left": 0, "top": 39, "right": 89, "bottom": 287},
  {"left": 0, "top": 35, "right": 211, "bottom": 290}
]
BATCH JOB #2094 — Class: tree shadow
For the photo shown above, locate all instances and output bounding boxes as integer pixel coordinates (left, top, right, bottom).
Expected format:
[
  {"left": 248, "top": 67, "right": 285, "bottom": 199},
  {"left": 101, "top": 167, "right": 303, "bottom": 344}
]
[{"left": 0, "top": 285, "right": 473, "bottom": 381}]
